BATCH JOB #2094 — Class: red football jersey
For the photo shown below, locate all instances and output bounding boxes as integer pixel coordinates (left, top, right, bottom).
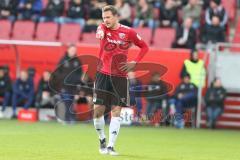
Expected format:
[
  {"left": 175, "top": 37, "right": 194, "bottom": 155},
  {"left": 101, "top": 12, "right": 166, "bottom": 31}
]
[{"left": 96, "top": 23, "right": 149, "bottom": 77}]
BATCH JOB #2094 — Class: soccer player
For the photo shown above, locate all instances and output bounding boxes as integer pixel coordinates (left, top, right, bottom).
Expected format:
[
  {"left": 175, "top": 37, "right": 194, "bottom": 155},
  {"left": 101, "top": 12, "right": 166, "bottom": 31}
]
[{"left": 93, "top": 5, "right": 149, "bottom": 156}]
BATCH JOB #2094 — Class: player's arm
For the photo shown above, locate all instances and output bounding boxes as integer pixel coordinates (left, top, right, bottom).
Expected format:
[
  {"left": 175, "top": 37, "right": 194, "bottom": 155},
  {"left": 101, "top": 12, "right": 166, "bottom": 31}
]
[
  {"left": 131, "top": 30, "right": 149, "bottom": 62},
  {"left": 120, "top": 29, "right": 149, "bottom": 72},
  {"left": 96, "top": 24, "right": 105, "bottom": 40}
]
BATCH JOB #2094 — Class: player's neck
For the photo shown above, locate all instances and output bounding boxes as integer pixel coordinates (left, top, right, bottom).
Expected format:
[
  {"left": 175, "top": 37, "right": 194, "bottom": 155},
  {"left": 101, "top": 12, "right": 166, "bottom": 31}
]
[{"left": 110, "top": 23, "right": 120, "bottom": 30}]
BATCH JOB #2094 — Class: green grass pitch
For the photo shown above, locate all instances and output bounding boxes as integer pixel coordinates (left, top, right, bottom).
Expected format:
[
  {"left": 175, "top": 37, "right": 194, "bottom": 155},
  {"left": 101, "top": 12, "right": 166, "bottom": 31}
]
[{"left": 0, "top": 120, "right": 239, "bottom": 160}]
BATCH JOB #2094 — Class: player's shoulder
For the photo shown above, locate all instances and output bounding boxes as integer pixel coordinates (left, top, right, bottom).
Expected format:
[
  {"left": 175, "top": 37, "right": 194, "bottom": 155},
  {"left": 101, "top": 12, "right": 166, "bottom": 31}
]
[
  {"left": 119, "top": 24, "right": 136, "bottom": 35},
  {"left": 120, "top": 24, "right": 131, "bottom": 30},
  {"left": 119, "top": 24, "right": 133, "bottom": 31},
  {"left": 98, "top": 23, "right": 107, "bottom": 30}
]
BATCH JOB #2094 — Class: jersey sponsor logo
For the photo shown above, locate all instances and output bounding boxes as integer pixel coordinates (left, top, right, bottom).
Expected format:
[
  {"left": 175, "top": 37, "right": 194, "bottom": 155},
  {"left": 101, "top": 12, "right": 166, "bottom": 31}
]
[
  {"left": 119, "top": 41, "right": 132, "bottom": 50},
  {"left": 119, "top": 33, "right": 126, "bottom": 39},
  {"left": 107, "top": 38, "right": 124, "bottom": 45},
  {"left": 104, "top": 40, "right": 131, "bottom": 51},
  {"left": 104, "top": 42, "right": 117, "bottom": 51}
]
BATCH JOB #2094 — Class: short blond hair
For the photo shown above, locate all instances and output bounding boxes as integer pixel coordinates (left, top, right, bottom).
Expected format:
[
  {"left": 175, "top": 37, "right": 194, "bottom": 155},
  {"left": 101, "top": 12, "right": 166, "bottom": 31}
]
[{"left": 102, "top": 5, "right": 118, "bottom": 16}]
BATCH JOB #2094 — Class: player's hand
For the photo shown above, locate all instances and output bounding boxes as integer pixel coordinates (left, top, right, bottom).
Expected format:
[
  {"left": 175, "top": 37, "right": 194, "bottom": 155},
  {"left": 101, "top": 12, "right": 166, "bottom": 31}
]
[{"left": 120, "top": 61, "right": 137, "bottom": 72}]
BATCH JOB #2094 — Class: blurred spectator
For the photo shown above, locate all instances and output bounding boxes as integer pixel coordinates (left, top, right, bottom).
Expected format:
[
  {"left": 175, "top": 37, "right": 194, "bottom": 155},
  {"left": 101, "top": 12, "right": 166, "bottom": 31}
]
[
  {"left": 158, "top": 0, "right": 178, "bottom": 28},
  {"left": 145, "top": 72, "right": 168, "bottom": 126},
  {"left": 127, "top": 0, "right": 137, "bottom": 6},
  {"left": 205, "top": 78, "right": 226, "bottom": 128},
  {"left": 169, "top": 73, "right": 197, "bottom": 128},
  {"left": 83, "top": 0, "right": 105, "bottom": 32},
  {"left": 73, "top": 73, "right": 93, "bottom": 122},
  {"left": 12, "top": 70, "right": 34, "bottom": 118},
  {"left": 0, "top": 66, "right": 12, "bottom": 118},
  {"left": 205, "top": 78, "right": 226, "bottom": 129},
  {"left": 128, "top": 71, "right": 143, "bottom": 121},
  {"left": 182, "top": 0, "right": 201, "bottom": 29},
  {"left": 35, "top": 71, "right": 55, "bottom": 109},
  {"left": 27, "top": 67, "right": 36, "bottom": 81},
  {"left": 39, "top": 0, "right": 64, "bottom": 23},
  {"left": 205, "top": 0, "right": 228, "bottom": 28},
  {"left": 59, "top": 0, "right": 86, "bottom": 27},
  {"left": 133, "top": 0, "right": 154, "bottom": 29},
  {"left": 171, "top": 0, "right": 188, "bottom": 8},
  {"left": 202, "top": 0, "right": 210, "bottom": 10},
  {"left": 151, "top": 0, "right": 163, "bottom": 8},
  {"left": 17, "top": 0, "right": 43, "bottom": 21},
  {"left": 180, "top": 50, "right": 206, "bottom": 88},
  {"left": 114, "top": 0, "right": 132, "bottom": 27},
  {"left": 75, "top": 72, "right": 94, "bottom": 106},
  {"left": 200, "top": 16, "right": 225, "bottom": 44},
  {"left": 172, "top": 17, "right": 197, "bottom": 50},
  {"left": 0, "top": 0, "right": 18, "bottom": 22},
  {"left": 180, "top": 0, "right": 189, "bottom": 7},
  {"left": 57, "top": 44, "right": 83, "bottom": 123},
  {"left": 106, "top": 0, "right": 115, "bottom": 5}
]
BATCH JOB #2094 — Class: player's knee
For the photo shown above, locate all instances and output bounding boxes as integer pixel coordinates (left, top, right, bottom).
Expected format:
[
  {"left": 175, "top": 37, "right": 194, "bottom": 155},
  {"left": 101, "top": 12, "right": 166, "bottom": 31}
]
[
  {"left": 93, "top": 105, "right": 105, "bottom": 118},
  {"left": 93, "top": 111, "right": 104, "bottom": 118},
  {"left": 111, "top": 106, "right": 121, "bottom": 117},
  {"left": 111, "top": 112, "right": 121, "bottom": 117},
  {"left": 93, "top": 113, "right": 103, "bottom": 119}
]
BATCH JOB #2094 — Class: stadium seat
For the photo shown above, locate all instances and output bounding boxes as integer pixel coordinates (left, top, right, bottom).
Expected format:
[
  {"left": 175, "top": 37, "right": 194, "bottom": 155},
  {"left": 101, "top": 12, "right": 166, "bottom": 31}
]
[
  {"left": 222, "top": 0, "right": 237, "bottom": 22},
  {"left": 12, "top": 21, "right": 35, "bottom": 40},
  {"left": 230, "top": 17, "right": 240, "bottom": 52},
  {"left": 233, "top": 36, "right": 240, "bottom": 43},
  {"left": 59, "top": 24, "right": 81, "bottom": 44},
  {"left": 80, "top": 32, "right": 100, "bottom": 44},
  {"left": 0, "top": 20, "right": 11, "bottom": 39},
  {"left": 36, "top": 22, "right": 59, "bottom": 42},
  {"left": 133, "top": 28, "right": 152, "bottom": 45},
  {"left": 152, "top": 28, "right": 175, "bottom": 49},
  {"left": 230, "top": 36, "right": 240, "bottom": 52},
  {"left": 234, "top": 17, "right": 240, "bottom": 37}
]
